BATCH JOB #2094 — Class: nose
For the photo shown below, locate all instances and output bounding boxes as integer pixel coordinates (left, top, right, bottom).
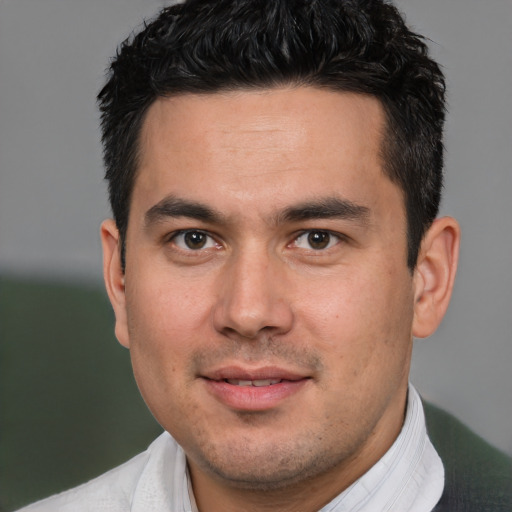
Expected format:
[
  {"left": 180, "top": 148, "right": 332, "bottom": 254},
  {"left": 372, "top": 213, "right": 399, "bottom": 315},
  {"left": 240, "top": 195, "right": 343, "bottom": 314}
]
[{"left": 212, "top": 248, "right": 294, "bottom": 340}]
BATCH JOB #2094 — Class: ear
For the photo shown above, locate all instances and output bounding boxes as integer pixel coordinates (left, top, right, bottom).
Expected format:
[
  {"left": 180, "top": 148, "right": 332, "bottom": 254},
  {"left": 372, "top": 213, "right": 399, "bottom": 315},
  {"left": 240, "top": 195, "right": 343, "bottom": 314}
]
[
  {"left": 100, "top": 219, "right": 130, "bottom": 348},
  {"left": 412, "top": 217, "right": 460, "bottom": 338}
]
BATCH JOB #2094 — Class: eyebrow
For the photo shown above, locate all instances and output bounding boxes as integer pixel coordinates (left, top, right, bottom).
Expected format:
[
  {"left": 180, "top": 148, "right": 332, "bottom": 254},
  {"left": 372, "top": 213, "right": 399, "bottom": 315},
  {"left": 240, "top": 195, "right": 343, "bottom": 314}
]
[
  {"left": 277, "top": 197, "right": 370, "bottom": 225},
  {"left": 144, "top": 195, "right": 370, "bottom": 229},
  {"left": 145, "top": 196, "right": 225, "bottom": 227}
]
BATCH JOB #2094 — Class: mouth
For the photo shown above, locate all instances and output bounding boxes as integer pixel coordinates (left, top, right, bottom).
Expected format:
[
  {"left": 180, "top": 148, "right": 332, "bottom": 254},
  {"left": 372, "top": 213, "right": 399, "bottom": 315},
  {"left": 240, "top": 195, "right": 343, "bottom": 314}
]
[
  {"left": 201, "top": 366, "right": 311, "bottom": 411},
  {"left": 223, "top": 378, "right": 283, "bottom": 387}
]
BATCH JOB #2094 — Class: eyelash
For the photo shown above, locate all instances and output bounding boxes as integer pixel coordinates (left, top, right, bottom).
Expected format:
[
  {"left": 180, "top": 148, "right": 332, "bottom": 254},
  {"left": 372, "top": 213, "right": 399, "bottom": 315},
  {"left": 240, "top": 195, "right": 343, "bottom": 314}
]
[
  {"left": 168, "top": 230, "right": 220, "bottom": 252},
  {"left": 167, "top": 229, "right": 345, "bottom": 253},
  {"left": 290, "top": 230, "right": 343, "bottom": 251}
]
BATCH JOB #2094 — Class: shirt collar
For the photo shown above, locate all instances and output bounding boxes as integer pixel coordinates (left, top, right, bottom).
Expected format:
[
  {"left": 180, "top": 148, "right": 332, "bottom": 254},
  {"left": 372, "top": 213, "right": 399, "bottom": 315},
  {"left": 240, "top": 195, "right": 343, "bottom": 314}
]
[
  {"left": 130, "top": 430, "right": 194, "bottom": 512},
  {"left": 318, "top": 384, "right": 444, "bottom": 512}
]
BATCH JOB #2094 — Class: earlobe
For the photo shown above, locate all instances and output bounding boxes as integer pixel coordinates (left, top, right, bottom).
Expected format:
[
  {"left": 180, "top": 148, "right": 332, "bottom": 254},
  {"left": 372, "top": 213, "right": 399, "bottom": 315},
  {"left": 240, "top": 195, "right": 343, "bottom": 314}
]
[
  {"left": 412, "top": 217, "right": 460, "bottom": 339},
  {"left": 100, "top": 219, "right": 130, "bottom": 348}
]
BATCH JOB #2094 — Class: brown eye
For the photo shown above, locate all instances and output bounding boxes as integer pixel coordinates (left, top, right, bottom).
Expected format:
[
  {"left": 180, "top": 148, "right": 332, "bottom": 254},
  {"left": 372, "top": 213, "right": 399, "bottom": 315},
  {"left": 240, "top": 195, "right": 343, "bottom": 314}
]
[
  {"left": 292, "top": 230, "right": 340, "bottom": 251},
  {"left": 172, "top": 230, "right": 217, "bottom": 251},
  {"left": 184, "top": 231, "right": 207, "bottom": 249},
  {"left": 307, "top": 231, "right": 331, "bottom": 250}
]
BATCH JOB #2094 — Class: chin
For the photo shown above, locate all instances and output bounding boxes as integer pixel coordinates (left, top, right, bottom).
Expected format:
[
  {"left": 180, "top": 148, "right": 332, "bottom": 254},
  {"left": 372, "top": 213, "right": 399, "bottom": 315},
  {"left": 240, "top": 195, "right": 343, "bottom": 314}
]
[{"left": 187, "top": 431, "right": 350, "bottom": 492}]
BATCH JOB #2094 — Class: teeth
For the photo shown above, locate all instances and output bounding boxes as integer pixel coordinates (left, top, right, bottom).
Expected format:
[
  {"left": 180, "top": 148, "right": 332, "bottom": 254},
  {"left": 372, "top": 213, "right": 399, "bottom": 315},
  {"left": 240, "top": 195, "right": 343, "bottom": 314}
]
[
  {"left": 226, "top": 379, "right": 282, "bottom": 387},
  {"left": 253, "top": 379, "right": 281, "bottom": 387},
  {"left": 234, "top": 380, "right": 253, "bottom": 387}
]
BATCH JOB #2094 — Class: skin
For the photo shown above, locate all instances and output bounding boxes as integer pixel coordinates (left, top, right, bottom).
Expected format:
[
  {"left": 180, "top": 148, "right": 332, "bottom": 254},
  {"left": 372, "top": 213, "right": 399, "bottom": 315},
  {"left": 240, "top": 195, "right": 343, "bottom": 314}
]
[{"left": 102, "top": 87, "right": 460, "bottom": 512}]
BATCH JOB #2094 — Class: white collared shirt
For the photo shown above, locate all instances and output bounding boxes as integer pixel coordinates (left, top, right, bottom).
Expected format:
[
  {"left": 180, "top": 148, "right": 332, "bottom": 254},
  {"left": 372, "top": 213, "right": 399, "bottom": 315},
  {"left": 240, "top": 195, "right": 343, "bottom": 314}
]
[
  {"left": 318, "top": 384, "right": 444, "bottom": 511},
  {"left": 19, "top": 384, "right": 444, "bottom": 512}
]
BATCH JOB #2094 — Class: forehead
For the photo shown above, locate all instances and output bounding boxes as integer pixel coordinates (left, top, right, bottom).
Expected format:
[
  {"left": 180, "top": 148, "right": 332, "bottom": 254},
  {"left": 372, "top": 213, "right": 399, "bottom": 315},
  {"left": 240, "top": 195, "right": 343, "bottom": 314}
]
[
  {"left": 139, "top": 87, "right": 385, "bottom": 159},
  {"left": 134, "top": 87, "right": 397, "bottom": 219}
]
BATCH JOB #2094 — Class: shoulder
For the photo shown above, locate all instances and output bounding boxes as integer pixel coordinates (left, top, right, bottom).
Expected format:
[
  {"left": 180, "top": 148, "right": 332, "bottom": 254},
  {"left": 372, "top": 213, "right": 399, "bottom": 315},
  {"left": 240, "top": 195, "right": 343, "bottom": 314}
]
[
  {"left": 423, "top": 401, "right": 512, "bottom": 512},
  {"left": 15, "top": 433, "right": 172, "bottom": 512}
]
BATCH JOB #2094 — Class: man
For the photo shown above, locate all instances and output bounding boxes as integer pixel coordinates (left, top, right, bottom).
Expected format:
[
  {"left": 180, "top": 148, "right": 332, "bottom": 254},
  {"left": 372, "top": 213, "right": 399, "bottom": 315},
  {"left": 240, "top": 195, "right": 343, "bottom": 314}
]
[{"left": 19, "top": 0, "right": 511, "bottom": 511}]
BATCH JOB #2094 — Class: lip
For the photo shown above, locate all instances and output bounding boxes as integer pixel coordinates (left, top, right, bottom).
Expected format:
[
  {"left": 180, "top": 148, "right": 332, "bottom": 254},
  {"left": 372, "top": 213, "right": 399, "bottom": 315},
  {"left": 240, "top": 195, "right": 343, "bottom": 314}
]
[{"left": 201, "top": 365, "right": 311, "bottom": 412}]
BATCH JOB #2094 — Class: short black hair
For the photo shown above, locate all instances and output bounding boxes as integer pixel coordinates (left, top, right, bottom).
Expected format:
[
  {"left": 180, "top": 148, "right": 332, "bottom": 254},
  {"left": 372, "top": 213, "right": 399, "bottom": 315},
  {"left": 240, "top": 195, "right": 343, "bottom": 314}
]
[{"left": 98, "top": 0, "right": 446, "bottom": 269}]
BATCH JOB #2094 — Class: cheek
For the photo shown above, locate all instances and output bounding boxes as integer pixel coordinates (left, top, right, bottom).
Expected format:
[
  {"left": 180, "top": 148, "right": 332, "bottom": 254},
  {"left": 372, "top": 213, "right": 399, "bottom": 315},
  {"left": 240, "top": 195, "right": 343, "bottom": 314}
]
[
  {"left": 124, "top": 273, "right": 215, "bottom": 386},
  {"left": 129, "top": 269, "right": 214, "bottom": 338},
  {"left": 296, "top": 262, "right": 414, "bottom": 356},
  {"left": 123, "top": 277, "right": 213, "bottom": 428}
]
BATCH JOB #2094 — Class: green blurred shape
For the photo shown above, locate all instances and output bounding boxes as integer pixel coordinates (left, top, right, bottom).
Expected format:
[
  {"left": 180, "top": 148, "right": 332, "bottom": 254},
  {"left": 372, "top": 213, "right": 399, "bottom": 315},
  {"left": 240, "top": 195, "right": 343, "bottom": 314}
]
[{"left": 0, "top": 276, "right": 161, "bottom": 511}]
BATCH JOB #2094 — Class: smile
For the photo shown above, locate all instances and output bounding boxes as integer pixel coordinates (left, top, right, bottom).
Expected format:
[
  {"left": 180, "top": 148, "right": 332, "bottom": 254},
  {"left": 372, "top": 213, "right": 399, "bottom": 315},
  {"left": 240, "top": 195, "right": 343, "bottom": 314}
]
[
  {"left": 225, "top": 379, "right": 282, "bottom": 387},
  {"left": 202, "top": 367, "right": 311, "bottom": 411}
]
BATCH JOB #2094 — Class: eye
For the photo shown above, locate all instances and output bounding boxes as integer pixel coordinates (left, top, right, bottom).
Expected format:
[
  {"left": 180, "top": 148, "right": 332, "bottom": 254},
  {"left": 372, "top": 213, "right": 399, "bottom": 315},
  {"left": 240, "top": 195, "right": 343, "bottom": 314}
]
[
  {"left": 292, "top": 230, "right": 340, "bottom": 250},
  {"left": 171, "top": 230, "right": 219, "bottom": 251}
]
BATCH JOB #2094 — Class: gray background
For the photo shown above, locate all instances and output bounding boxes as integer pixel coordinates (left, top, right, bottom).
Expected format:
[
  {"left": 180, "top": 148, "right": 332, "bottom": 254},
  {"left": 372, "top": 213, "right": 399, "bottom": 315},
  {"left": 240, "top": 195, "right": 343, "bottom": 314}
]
[{"left": 1, "top": 0, "right": 511, "bottom": 455}]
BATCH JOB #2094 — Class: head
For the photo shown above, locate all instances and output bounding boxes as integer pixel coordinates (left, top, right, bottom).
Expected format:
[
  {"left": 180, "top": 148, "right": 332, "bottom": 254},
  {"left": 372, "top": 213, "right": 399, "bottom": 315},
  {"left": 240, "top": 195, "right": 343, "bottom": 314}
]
[
  {"left": 98, "top": 1, "right": 459, "bottom": 509},
  {"left": 98, "top": 0, "right": 446, "bottom": 271}
]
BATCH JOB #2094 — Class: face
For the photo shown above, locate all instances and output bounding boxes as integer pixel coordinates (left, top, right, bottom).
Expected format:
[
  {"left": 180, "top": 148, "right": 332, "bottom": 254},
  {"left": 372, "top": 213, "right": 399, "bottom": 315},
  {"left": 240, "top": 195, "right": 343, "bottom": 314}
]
[{"left": 104, "top": 88, "right": 419, "bottom": 496}]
